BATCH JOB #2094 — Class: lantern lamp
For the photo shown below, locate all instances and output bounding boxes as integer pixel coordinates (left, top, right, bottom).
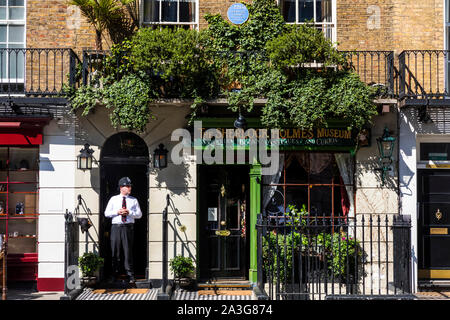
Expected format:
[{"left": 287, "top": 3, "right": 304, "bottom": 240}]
[
  {"left": 153, "top": 143, "right": 169, "bottom": 169},
  {"left": 77, "top": 143, "right": 94, "bottom": 170},
  {"left": 376, "top": 126, "right": 396, "bottom": 185}
]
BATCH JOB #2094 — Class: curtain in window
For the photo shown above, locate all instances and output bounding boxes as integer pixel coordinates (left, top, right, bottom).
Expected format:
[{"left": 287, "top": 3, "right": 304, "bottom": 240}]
[
  {"left": 179, "top": 0, "right": 195, "bottom": 22},
  {"left": 262, "top": 153, "right": 285, "bottom": 216},
  {"left": 334, "top": 153, "right": 354, "bottom": 218},
  {"left": 286, "top": 152, "right": 332, "bottom": 175}
]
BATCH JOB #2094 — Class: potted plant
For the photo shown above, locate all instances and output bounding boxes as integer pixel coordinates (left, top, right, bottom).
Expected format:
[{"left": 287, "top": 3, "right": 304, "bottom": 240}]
[
  {"left": 78, "top": 252, "right": 104, "bottom": 287},
  {"left": 169, "top": 255, "right": 195, "bottom": 290}
]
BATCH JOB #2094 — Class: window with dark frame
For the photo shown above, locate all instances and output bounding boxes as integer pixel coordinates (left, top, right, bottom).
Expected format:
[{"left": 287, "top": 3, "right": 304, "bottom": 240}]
[
  {"left": 142, "top": 0, "right": 197, "bottom": 29},
  {"left": 262, "top": 151, "right": 354, "bottom": 223}
]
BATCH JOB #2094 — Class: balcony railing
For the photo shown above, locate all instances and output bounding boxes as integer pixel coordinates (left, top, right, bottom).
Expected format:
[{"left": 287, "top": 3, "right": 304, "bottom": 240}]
[
  {"left": 341, "top": 51, "right": 395, "bottom": 97},
  {"left": 399, "top": 50, "right": 450, "bottom": 100},
  {"left": 80, "top": 49, "right": 397, "bottom": 98},
  {"left": 2, "top": 48, "right": 450, "bottom": 104},
  {"left": 0, "top": 48, "right": 80, "bottom": 98}
]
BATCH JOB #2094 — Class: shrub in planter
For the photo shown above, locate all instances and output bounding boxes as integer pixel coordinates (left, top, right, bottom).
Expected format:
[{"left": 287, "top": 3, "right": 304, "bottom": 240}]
[
  {"left": 169, "top": 256, "right": 195, "bottom": 289},
  {"left": 78, "top": 252, "right": 104, "bottom": 279}
]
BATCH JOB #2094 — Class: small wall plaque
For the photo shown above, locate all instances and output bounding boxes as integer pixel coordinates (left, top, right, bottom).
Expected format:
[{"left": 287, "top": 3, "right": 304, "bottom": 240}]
[
  {"left": 227, "top": 3, "right": 249, "bottom": 25},
  {"left": 215, "top": 230, "right": 231, "bottom": 237},
  {"left": 430, "top": 228, "right": 448, "bottom": 235}
]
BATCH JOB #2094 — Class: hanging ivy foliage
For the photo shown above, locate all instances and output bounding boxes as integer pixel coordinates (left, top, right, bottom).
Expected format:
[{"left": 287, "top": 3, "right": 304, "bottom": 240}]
[{"left": 66, "top": 0, "right": 378, "bottom": 133}]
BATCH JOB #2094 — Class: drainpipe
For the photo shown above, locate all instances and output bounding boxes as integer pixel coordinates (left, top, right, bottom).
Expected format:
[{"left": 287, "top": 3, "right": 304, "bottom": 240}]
[{"left": 157, "top": 194, "right": 170, "bottom": 300}]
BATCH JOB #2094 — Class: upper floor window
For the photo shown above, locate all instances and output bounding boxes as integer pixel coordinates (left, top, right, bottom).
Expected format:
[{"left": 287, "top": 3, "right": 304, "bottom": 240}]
[
  {"left": 0, "top": 0, "right": 25, "bottom": 82},
  {"left": 280, "top": 0, "right": 335, "bottom": 42},
  {"left": 142, "top": 0, "right": 197, "bottom": 29}
]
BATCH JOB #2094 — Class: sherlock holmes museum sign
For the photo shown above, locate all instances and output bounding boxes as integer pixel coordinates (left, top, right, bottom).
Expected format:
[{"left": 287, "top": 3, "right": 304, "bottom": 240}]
[{"left": 198, "top": 127, "right": 358, "bottom": 148}]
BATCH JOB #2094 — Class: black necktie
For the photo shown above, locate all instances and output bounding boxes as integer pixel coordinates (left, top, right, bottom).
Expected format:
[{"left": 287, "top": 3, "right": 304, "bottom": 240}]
[{"left": 122, "top": 196, "right": 127, "bottom": 223}]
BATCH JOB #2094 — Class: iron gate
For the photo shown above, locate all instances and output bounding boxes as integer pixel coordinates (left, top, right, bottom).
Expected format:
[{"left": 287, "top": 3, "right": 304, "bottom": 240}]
[{"left": 256, "top": 213, "right": 413, "bottom": 300}]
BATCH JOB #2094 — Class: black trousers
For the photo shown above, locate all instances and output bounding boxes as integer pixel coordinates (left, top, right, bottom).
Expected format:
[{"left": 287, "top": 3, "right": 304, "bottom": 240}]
[{"left": 110, "top": 224, "right": 134, "bottom": 278}]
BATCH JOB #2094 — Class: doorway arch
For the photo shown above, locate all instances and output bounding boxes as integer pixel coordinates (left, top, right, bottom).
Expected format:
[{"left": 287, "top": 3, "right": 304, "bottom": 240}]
[{"left": 99, "top": 132, "right": 149, "bottom": 280}]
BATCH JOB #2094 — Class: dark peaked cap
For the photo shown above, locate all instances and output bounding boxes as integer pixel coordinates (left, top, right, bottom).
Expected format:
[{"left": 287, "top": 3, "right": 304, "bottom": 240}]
[{"left": 118, "top": 177, "right": 132, "bottom": 187}]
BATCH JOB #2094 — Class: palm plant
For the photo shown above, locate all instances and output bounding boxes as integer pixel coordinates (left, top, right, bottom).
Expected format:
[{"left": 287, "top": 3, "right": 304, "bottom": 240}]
[{"left": 68, "top": 0, "right": 138, "bottom": 50}]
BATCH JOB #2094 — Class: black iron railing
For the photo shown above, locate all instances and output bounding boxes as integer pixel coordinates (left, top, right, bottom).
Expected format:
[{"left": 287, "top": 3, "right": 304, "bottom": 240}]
[
  {"left": 80, "top": 49, "right": 398, "bottom": 96},
  {"left": 0, "top": 48, "right": 80, "bottom": 97},
  {"left": 399, "top": 50, "right": 450, "bottom": 99},
  {"left": 341, "top": 51, "right": 396, "bottom": 97},
  {"left": 256, "top": 213, "right": 413, "bottom": 300},
  {"left": 82, "top": 50, "right": 110, "bottom": 87}
]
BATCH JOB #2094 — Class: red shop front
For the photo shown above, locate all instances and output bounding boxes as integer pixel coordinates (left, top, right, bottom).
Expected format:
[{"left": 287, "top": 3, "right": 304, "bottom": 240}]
[{"left": 0, "top": 117, "right": 50, "bottom": 285}]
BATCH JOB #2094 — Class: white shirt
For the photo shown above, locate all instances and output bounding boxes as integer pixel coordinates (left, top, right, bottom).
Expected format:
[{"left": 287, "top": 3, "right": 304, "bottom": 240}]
[{"left": 104, "top": 194, "right": 142, "bottom": 225}]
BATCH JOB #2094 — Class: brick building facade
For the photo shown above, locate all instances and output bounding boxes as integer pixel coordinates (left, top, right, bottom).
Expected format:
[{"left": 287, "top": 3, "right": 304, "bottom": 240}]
[{"left": 0, "top": 0, "right": 447, "bottom": 297}]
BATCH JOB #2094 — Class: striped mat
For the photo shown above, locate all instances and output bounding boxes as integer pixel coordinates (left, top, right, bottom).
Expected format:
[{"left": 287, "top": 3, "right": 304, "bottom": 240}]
[
  {"left": 76, "top": 288, "right": 158, "bottom": 300},
  {"left": 174, "top": 289, "right": 253, "bottom": 300}
]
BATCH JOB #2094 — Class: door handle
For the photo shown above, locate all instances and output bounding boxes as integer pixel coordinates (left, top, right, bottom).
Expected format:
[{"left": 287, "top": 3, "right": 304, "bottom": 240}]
[{"left": 436, "top": 209, "right": 443, "bottom": 221}]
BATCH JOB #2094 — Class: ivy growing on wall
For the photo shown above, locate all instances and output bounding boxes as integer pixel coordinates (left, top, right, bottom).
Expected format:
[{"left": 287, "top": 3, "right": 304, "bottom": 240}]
[{"left": 66, "top": 0, "right": 378, "bottom": 133}]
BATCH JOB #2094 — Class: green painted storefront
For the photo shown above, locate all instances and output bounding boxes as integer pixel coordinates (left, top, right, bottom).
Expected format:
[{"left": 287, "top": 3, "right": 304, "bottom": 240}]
[{"left": 194, "top": 117, "right": 360, "bottom": 283}]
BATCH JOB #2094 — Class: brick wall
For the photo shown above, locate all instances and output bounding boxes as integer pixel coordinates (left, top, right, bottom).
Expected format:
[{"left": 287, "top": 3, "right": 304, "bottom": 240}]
[
  {"left": 27, "top": 1, "right": 99, "bottom": 55},
  {"left": 337, "top": 0, "right": 444, "bottom": 53},
  {"left": 24, "top": 1, "right": 445, "bottom": 54}
]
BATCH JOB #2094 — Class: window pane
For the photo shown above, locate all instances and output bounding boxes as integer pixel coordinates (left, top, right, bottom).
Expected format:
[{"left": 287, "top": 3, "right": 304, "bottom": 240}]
[
  {"left": 179, "top": 0, "right": 195, "bottom": 23},
  {"left": 9, "top": 0, "right": 24, "bottom": 6},
  {"left": 298, "top": 0, "right": 314, "bottom": 22},
  {"left": 285, "top": 187, "right": 308, "bottom": 215},
  {"left": 285, "top": 153, "right": 308, "bottom": 184},
  {"left": 144, "top": 0, "right": 159, "bottom": 22},
  {"left": 0, "top": 25, "right": 6, "bottom": 42},
  {"left": 316, "top": 0, "right": 332, "bottom": 22},
  {"left": 0, "top": 1, "right": 5, "bottom": 6},
  {"left": 9, "top": 7, "right": 24, "bottom": 20},
  {"left": 282, "top": 0, "right": 295, "bottom": 23},
  {"left": 309, "top": 186, "right": 332, "bottom": 217},
  {"left": 8, "top": 25, "right": 23, "bottom": 42},
  {"left": 161, "top": 0, "right": 177, "bottom": 22},
  {"left": 8, "top": 48, "right": 24, "bottom": 79},
  {"left": 0, "top": 8, "right": 6, "bottom": 20}
]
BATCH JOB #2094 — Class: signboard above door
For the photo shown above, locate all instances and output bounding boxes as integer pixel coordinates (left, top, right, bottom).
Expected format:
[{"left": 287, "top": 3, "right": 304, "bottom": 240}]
[{"left": 196, "top": 127, "right": 361, "bottom": 149}]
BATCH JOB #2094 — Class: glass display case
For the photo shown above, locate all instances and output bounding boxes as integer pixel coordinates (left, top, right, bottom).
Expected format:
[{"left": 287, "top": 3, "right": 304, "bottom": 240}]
[{"left": 0, "top": 146, "right": 39, "bottom": 282}]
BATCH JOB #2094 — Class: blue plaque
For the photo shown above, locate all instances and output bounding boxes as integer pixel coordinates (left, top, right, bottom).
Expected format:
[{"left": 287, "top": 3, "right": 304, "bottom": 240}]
[{"left": 227, "top": 3, "right": 249, "bottom": 25}]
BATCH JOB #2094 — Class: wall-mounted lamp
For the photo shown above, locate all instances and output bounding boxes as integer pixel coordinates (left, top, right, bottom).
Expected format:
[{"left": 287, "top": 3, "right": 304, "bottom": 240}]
[
  {"left": 376, "top": 126, "right": 396, "bottom": 185},
  {"left": 77, "top": 217, "right": 92, "bottom": 233},
  {"left": 153, "top": 143, "right": 169, "bottom": 169},
  {"left": 77, "top": 143, "right": 94, "bottom": 170}
]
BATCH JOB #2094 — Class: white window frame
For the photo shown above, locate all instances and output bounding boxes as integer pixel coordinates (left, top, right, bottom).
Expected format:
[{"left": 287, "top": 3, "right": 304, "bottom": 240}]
[
  {"left": 140, "top": 0, "right": 199, "bottom": 30},
  {"left": 0, "top": 0, "right": 26, "bottom": 83},
  {"left": 277, "top": 0, "right": 337, "bottom": 43}
]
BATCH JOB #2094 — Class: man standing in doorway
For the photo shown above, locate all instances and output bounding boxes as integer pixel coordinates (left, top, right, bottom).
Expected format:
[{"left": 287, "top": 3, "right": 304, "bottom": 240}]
[{"left": 105, "top": 177, "right": 142, "bottom": 287}]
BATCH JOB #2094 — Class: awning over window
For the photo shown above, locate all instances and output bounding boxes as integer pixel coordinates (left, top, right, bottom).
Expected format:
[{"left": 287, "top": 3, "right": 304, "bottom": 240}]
[{"left": 0, "top": 117, "right": 51, "bottom": 145}]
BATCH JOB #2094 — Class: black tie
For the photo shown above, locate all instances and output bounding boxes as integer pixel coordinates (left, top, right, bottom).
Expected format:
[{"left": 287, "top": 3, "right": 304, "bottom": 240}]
[{"left": 122, "top": 197, "right": 127, "bottom": 223}]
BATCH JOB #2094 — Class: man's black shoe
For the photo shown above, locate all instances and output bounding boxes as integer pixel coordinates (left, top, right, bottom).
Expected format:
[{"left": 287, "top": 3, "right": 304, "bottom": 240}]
[{"left": 129, "top": 276, "right": 136, "bottom": 288}]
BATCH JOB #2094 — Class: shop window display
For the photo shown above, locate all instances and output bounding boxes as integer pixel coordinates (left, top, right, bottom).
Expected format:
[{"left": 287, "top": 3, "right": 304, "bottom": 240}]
[
  {"left": 0, "top": 146, "right": 39, "bottom": 282},
  {"left": 262, "top": 152, "right": 354, "bottom": 224}
]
